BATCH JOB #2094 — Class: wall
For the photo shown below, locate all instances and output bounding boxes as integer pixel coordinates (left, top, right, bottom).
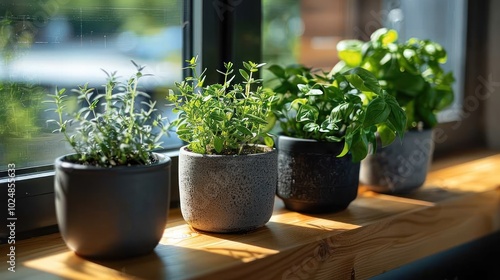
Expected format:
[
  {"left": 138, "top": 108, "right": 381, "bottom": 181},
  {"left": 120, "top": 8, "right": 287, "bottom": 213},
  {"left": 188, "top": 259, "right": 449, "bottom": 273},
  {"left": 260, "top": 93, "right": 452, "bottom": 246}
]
[{"left": 486, "top": 0, "right": 500, "bottom": 149}]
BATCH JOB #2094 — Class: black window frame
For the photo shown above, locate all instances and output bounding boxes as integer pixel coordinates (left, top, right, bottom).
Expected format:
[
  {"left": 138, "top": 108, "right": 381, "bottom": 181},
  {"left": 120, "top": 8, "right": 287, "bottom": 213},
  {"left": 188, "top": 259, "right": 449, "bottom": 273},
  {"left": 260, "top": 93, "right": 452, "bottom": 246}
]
[{"left": 1, "top": 0, "right": 488, "bottom": 240}]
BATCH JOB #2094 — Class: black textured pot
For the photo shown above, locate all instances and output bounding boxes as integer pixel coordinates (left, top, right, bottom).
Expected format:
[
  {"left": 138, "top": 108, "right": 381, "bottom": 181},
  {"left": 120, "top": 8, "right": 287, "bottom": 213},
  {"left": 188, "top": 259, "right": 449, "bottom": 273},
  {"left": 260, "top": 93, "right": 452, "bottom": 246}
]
[
  {"left": 277, "top": 136, "right": 360, "bottom": 213},
  {"left": 55, "top": 153, "right": 171, "bottom": 259},
  {"left": 360, "top": 129, "right": 434, "bottom": 194},
  {"left": 179, "top": 145, "right": 277, "bottom": 233}
]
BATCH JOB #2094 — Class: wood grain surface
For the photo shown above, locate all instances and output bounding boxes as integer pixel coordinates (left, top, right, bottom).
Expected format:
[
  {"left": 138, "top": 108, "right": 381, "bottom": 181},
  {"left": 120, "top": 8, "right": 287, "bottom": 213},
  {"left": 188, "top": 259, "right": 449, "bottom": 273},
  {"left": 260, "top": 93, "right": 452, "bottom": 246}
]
[{"left": 1, "top": 153, "right": 499, "bottom": 280}]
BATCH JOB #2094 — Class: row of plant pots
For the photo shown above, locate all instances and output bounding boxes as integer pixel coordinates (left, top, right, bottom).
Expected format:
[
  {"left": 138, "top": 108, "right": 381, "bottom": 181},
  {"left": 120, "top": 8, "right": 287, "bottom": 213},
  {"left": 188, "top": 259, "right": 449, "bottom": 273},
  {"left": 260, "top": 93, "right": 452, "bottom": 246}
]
[
  {"left": 53, "top": 130, "right": 434, "bottom": 258},
  {"left": 50, "top": 28, "right": 453, "bottom": 259},
  {"left": 54, "top": 128, "right": 434, "bottom": 259}
]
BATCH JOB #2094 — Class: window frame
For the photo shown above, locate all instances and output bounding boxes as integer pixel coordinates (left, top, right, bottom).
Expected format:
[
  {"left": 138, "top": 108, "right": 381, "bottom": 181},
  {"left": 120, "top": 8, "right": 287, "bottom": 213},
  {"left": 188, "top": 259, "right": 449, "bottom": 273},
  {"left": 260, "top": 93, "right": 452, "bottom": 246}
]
[{"left": 1, "top": 0, "right": 487, "bottom": 239}]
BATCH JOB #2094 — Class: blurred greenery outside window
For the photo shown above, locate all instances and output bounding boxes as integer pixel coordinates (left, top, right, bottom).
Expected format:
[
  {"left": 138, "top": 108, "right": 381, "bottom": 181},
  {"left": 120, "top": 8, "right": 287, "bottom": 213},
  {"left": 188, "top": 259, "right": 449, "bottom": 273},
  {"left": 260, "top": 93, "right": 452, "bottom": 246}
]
[
  {"left": 262, "top": 0, "right": 466, "bottom": 121},
  {"left": 0, "top": 0, "right": 183, "bottom": 171}
]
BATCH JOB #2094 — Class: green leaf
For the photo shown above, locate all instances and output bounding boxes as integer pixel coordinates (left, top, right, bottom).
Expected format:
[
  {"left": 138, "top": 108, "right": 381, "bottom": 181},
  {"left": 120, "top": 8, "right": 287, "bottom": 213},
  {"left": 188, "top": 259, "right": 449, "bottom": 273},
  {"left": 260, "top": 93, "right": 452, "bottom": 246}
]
[
  {"left": 393, "top": 72, "right": 426, "bottom": 97},
  {"left": 264, "top": 135, "right": 274, "bottom": 147},
  {"left": 435, "top": 88, "right": 454, "bottom": 111},
  {"left": 343, "top": 67, "right": 382, "bottom": 95},
  {"left": 236, "top": 125, "right": 253, "bottom": 136},
  {"left": 290, "top": 98, "right": 308, "bottom": 108},
  {"left": 189, "top": 140, "right": 205, "bottom": 154},
  {"left": 246, "top": 114, "right": 268, "bottom": 125},
  {"left": 330, "top": 102, "right": 351, "bottom": 122},
  {"left": 267, "top": 65, "right": 286, "bottom": 78},
  {"left": 305, "top": 88, "right": 323, "bottom": 96},
  {"left": 364, "top": 97, "right": 390, "bottom": 127},
  {"left": 337, "top": 141, "right": 350, "bottom": 158},
  {"left": 209, "top": 110, "right": 225, "bottom": 121},
  {"left": 398, "top": 50, "right": 419, "bottom": 75},
  {"left": 224, "top": 61, "right": 234, "bottom": 70},
  {"left": 377, "top": 123, "right": 397, "bottom": 146},
  {"left": 370, "top": 28, "right": 398, "bottom": 46},
  {"left": 350, "top": 131, "right": 369, "bottom": 162},
  {"left": 214, "top": 137, "right": 223, "bottom": 153},
  {"left": 296, "top": 104, "right": 319, "bottom": 122},
  {"left": 303, "top": 122, "right": 319, "bottom": 132},
  {"left": 386, "top": 96, "right": 407, "bottom": 136},
  {"left": 297, "top": 84, "right": 308, "bottom": 93},
  {"left": 243, "top": 61, "right": 252, "bottom": 71},
  {"left": 337, "top": 39, "right": 363, "bottom": 67},
  {"left": 320, "top": 118, "right": 338, "bottom": 132},
  {"left": 239, "top": 69, "right": 249, "bottom": 81},
  {"left": 416, "top": 106, "right": 437, "bottom": 128}
]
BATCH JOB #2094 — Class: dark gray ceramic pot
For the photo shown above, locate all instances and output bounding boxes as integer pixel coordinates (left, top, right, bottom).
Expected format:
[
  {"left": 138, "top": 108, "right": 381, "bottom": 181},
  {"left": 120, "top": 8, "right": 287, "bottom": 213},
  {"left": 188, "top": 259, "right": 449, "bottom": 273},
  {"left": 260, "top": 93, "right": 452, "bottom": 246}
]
[
  {"left": 179, "top": 145, "right": 277, "bottom": 233},
  {"left": 360, "top": 129, "right": 434, "bottom": 194},
  {"left": 277, "top": 136, "right": 360, "bottom": 213},
  {"left": 55, "top": 153, "right": 171, "bottom": 259}
]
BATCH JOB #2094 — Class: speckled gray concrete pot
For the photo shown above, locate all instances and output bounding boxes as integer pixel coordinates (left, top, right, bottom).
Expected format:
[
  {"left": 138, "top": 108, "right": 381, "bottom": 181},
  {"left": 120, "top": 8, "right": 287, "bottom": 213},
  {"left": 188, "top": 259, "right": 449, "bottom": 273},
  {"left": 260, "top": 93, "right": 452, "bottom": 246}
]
[
  {"left": 360, "top": 129, "right": 434, "bottom": 194},
  {"left": 277, "top": 136, "right": 360, "bottom": 213},
  {"left": 179, "top": 145, "right": 277, "bottom": 233},
  {"left": 55, "top": 153, "right": 171, "bottom": 259}
]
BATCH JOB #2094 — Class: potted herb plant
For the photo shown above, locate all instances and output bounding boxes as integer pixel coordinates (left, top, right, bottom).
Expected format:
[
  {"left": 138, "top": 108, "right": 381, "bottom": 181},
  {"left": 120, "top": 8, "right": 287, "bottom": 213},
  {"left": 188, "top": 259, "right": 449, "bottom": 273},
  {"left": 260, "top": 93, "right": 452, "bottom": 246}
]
[
  {"left": 268, "top": 64, "right": 406, "bottom": 213},
  {"left": 167, "top": 57, "right": 277, "bottom": 233},
  {"left": 334, "top": 28, "right": 455, "bottom": 194},
  {"left": 46, "top": 62, "right": 171, "bottom": 259}
]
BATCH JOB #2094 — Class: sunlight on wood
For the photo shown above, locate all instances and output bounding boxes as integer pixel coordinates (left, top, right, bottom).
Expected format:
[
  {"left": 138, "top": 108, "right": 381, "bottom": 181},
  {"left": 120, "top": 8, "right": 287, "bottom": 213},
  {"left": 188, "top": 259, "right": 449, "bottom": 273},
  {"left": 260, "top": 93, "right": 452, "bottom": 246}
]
[
  {"left": 24, "top": 252, "right": 129, "bottom": 280},
  {"left": 3, "top": 153, "right": 499, "bottom": 280}
]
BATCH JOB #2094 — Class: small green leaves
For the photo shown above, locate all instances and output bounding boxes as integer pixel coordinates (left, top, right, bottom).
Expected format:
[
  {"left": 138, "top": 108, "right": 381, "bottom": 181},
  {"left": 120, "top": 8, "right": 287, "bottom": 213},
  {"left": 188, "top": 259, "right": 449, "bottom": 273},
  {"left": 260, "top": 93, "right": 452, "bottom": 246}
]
[
  {"left": 46, "top": 62, "right": 167, "bottom": 167},
  {"left": 169, "top": 57, "right": 276, "bottom": 155},
  {"left": 236, "top": 125, "right": 253, "bottom": 136}
]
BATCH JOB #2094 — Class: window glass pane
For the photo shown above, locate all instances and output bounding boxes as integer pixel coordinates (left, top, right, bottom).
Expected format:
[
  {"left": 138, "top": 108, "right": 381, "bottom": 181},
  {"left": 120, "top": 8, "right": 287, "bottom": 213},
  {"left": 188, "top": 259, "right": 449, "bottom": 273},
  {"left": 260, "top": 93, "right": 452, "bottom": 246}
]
[
  {"left": 262, "top": 0, "right": 375, "bottom": 89},
  {"left": 0, "top": 0, "right": 183, "bottom": 171},
  {"left": 262, "top": 0, "right": 466, "bottom": 121},
  {"left": 262, "top": 0, "right": 301, "bottom": 67},
  {"left": 262, "top": 0, "right": 361, "bottom": 73}
]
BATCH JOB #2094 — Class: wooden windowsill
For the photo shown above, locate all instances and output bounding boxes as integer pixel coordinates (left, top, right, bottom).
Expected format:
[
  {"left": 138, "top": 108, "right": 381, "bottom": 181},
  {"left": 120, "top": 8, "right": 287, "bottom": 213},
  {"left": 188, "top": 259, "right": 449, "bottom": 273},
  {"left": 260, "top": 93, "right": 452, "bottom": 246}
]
[{"left": 1, "top": 151, "right": 499, "bottom": 279}]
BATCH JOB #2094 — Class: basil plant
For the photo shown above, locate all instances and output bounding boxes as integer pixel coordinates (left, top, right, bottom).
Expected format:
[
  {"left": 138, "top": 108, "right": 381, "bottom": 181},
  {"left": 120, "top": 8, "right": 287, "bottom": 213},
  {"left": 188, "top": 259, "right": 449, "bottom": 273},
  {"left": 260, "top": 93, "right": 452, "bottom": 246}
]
[
  {"left": 334, "top": 28, "right": 455, "bottom": 130},
  {"left": 268, "top": 64, "right": 406, "bottom": 162}
]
